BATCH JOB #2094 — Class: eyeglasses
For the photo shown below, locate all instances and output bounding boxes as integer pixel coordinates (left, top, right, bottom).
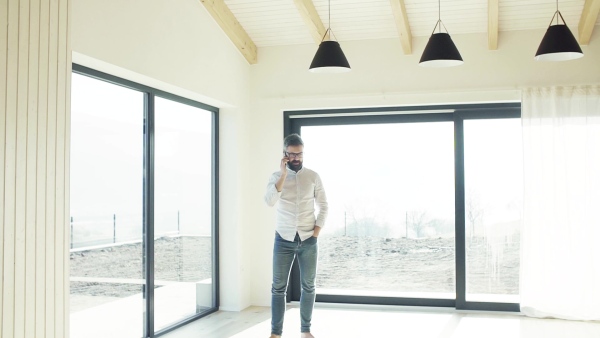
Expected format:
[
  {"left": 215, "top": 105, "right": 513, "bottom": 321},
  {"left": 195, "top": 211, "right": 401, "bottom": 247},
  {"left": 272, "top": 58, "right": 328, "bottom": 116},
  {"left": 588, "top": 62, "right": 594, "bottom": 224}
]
[{"left": 286, "top": 152, "right": 303, "bottom": 159}]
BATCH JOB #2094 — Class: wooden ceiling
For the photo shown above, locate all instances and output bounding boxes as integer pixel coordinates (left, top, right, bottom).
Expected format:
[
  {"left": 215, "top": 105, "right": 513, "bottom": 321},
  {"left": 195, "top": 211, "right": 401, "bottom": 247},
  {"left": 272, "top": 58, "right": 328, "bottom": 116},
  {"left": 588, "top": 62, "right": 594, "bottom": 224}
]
[{"left": 200, "top": 0, "right": 600, "bottom": 64}]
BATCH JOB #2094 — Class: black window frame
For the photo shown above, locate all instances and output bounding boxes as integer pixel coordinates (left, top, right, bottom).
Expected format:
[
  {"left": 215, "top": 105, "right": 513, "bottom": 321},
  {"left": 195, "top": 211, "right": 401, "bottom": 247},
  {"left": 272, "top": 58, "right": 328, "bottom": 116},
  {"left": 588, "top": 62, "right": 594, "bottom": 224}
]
[
  {"left": 284, "top": 102, "right": 520, "bottom": 312},
  {"left": 71, "top": 64, "right": 220, "bottom": 337}
]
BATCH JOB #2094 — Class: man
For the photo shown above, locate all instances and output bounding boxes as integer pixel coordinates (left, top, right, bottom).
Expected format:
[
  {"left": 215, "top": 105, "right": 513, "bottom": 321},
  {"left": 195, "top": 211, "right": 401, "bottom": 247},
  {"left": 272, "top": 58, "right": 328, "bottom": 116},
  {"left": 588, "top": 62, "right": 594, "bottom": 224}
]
[{"left": 264, "top": 133, "right": 328, "bottom": 338}]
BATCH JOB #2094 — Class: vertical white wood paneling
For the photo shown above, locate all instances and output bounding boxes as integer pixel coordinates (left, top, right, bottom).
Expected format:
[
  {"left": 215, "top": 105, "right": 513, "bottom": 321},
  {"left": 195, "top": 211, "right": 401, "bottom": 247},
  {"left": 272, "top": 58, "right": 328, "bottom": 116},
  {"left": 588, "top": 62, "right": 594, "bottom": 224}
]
[
  {"left": 55, "top": 0, "right": 68, "bottom": 335},
  {"left": 3, "top": 1, "right": 19, "bottom": 337},
  {"left": 25, "top": 0, "right": 41, "bottom": 337},
  {"left": 14, "top": 0, "right": 31, "bottom": 337},
  {"left": 64, "top": 0, "right": 72, "bottom": 330},
  {"left": 0, "top": 0, "right": 7, "bottom": 329},
  {"left": 36, "top": 0, "right": 49, "bottom": 335},
  {"left": 1, "top": 0, "right": 70, "bottom": 337},
  {"left": 45, "top": 0, "right": 59, "bottom": 335}
]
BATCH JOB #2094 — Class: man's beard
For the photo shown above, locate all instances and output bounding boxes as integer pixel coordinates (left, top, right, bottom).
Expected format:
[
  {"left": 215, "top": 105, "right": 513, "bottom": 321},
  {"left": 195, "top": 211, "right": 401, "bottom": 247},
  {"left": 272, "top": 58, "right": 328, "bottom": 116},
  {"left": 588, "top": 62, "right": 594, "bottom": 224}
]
[{"left": 287, "top": 160, "right": 303, "bottom": 172}]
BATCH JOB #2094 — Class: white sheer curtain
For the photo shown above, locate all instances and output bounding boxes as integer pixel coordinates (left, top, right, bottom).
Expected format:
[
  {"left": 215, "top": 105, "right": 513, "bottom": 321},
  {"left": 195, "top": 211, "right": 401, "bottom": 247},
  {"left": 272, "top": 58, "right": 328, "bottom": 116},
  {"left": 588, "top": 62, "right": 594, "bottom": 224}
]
[{"left": 520, "top": 86, "right": 600, "bottom": 320}]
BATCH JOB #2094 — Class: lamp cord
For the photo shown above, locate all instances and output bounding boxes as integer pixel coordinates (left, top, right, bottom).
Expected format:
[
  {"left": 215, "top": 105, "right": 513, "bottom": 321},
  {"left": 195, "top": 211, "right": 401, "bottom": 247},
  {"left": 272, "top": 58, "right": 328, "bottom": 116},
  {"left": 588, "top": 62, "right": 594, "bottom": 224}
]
[
  {"left": 320, "top": 0, "right": 336, "bottom": 42},
  {"left": 547, "top": 0, "right": 564, "bottom": 27},
  {"left": 429, "top": 0, "right": 449, "bottom": 36},
  {"left": 438, "top": 0, "right": 441, "bottom": 33}
]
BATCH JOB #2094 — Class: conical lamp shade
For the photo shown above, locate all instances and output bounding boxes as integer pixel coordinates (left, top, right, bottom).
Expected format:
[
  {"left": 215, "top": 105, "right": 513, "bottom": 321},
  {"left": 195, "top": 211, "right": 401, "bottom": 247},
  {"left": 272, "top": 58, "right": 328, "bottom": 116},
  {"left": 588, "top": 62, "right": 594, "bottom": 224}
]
[
  {"left": 419, "top": 32, "right": 463, "bottom": 67},
  {"left": 535, "top": 24, "right": 583, "bottom": 61},
  {"left": 309, "top": 41, "right": 351, "bottom": 73}
]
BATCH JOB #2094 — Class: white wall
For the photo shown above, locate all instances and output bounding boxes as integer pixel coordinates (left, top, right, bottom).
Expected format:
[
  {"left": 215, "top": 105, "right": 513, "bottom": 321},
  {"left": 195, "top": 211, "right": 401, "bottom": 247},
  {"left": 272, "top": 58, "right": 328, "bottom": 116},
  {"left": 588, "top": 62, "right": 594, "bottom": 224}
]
[
  {"left": 72, "top": 0, "right": 253, "bottom": 311},
  {"left": 247, "top": 29, "right": 600, "bottom": 306}
]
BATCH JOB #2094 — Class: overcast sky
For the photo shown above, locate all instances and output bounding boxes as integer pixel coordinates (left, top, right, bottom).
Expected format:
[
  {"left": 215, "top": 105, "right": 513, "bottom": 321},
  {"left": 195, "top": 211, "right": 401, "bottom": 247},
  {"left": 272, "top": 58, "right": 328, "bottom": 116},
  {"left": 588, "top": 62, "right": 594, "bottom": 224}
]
[{"left": 70, "top": 73, "right": 212, "bottom": 243}]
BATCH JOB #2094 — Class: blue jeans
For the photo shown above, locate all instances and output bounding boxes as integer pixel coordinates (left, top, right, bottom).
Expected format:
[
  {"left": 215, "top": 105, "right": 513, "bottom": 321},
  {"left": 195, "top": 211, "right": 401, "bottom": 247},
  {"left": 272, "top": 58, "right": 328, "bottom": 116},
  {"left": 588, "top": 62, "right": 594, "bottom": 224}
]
[{"left": 271, "top": 232, "right": 318, "bottom": 336}]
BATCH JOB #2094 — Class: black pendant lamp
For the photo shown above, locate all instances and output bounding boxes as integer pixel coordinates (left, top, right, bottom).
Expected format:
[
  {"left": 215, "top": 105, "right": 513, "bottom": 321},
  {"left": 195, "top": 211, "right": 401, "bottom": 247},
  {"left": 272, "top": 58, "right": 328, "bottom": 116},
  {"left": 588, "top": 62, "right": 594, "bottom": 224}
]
[
  {"left": 419, "top": 0, "right": 463, "bottom": 67},
  {"left": 309, "top": 0, "right": 351, "bottom": 73},
  {"left": 535, "top": 0, "right": 583, "bottom": 61}
]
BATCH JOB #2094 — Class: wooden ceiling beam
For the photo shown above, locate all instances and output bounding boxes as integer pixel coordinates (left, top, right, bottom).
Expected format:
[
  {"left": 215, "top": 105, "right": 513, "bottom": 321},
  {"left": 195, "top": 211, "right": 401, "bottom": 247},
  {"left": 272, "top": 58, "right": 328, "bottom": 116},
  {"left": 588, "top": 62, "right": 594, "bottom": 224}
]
[
  {"left": 488, "top": 0, "right": 499, "bottom": 50},
  {"left": 578, "top": 0, "right": 600, "bottom": 45},
  {"left": 293, "top": 0, "right": 327, "bottom": 44},
  {"left": 389, "top": 0, "right": 412, "bottom": 54},
  {"left": 200, "top": 0, "right": 258, "bottom": 64}
]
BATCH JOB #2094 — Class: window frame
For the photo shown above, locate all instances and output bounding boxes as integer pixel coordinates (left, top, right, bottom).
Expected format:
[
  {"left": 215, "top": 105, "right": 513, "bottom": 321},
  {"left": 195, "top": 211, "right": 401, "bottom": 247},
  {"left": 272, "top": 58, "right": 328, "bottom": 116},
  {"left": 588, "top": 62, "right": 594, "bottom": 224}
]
[{"left": 284, "top": 102, "right": 520, "bottom": 312}]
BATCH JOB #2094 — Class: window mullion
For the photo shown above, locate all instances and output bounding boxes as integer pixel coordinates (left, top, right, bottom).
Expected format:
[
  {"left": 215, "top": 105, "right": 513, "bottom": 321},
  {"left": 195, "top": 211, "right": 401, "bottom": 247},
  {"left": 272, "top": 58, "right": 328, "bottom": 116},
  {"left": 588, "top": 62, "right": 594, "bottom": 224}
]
[
  {"left": 454, "top": 113, "right": 467, "bottom": 309},
  {"left": 143, "top": 93, "right": 156, "bottom": 337}
]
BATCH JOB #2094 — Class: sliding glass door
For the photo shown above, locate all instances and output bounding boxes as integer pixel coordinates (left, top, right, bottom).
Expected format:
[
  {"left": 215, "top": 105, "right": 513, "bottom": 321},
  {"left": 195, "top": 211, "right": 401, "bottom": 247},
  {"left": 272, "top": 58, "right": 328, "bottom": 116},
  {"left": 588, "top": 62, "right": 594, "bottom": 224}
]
[
  {"left": 69, "top": 66, "right": 218, "bottom": 338},
  {"left": 285, "top": 104, "right": 521, "bottom": 311},
  {"left": 153, "top": 97, "right": 215, "bottom": 331},
  {"left": 463, "top": 118, "right": 522, "bottom": 304},
  {"left": 70, "top": 72, "right": 145, "bottom": 338}
]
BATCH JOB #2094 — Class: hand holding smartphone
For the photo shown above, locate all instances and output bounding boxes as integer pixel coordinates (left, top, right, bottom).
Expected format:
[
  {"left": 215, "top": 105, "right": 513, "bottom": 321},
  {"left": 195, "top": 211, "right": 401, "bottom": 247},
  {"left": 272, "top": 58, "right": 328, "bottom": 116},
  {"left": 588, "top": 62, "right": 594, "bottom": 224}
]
[{"left": 280, "top": 152, "right": 290, "bottom": 173}]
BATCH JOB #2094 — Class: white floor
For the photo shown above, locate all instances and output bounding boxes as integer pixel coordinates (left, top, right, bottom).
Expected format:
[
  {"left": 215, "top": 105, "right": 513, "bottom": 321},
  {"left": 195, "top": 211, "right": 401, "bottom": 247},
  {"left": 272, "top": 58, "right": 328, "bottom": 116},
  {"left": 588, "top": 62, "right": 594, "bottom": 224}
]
[
  {"left": 70, "top": 283, "right": 199, "bottom": 338},
  {"left": 162, "top": 303, "right": 600, "bottom": 338}
]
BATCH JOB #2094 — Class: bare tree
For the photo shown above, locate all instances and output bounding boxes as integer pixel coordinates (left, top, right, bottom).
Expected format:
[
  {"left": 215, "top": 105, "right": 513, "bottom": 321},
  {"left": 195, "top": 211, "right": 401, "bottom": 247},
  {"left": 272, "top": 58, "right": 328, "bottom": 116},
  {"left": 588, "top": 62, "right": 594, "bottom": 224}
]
[
  {"left": 344, "top": 202, "right": 394, "bottom": 237},
  {"left": 466, "top": 191, "right": 484, "bottom": 239},
  {"left": 407, "top": 210, "right": 428, "bottom": 238}
]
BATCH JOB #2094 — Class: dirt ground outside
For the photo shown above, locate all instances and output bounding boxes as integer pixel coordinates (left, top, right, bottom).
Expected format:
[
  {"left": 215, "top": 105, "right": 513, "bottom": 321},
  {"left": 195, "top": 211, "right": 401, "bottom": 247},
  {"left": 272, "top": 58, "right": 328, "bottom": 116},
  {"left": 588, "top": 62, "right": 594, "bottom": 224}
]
[{"left": 70, "top": 234, "right": 519, "bottom": 311}]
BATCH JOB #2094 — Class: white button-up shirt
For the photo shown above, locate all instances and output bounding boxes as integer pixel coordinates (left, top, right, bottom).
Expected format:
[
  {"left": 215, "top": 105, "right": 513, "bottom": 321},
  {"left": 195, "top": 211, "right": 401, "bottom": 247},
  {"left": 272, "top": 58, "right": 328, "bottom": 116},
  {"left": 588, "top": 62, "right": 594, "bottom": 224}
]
[{"left": 264, "top": 166, "right": 328, "bottom": 241}]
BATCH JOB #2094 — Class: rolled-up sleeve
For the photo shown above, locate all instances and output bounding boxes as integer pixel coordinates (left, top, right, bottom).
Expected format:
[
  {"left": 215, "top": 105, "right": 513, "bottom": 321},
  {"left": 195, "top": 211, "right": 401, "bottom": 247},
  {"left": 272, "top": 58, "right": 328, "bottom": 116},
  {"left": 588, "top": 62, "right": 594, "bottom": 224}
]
[
  {"left": 264, "top": 173, "right": 281, "bottom": 207},
  {"left": 314, "top": 174, "right": 328, "bottom": 228}
]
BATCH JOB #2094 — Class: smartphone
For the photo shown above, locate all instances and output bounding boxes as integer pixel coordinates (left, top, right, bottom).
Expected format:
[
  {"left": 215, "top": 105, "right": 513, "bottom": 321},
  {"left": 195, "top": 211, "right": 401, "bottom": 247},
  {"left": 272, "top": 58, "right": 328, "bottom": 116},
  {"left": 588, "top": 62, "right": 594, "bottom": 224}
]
[{"left": 283, "top": 151, "right": 290, "bottom": 168}]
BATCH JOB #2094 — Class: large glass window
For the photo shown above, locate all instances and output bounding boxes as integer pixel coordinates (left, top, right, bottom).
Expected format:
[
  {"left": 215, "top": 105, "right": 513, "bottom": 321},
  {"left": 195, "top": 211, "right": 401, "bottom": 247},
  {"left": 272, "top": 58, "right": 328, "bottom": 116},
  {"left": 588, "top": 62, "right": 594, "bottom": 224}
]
[
  {"left": 69, "top": 67, "right": 218, "bottom": 338},
  {"left": 464, "top": 119, "right": 522, "bottom": 303},
  {"left": 285, "top": 104, "right": 522, "bottom": 311},
  {"left": 69, "top": 73, "right": 144, "bottom": 338},
  {"left": 302, "top": 122, "right": 455, "bottom": 299},
  {"left": 154, "top": 97, "right": 214, "bottom": 330}
]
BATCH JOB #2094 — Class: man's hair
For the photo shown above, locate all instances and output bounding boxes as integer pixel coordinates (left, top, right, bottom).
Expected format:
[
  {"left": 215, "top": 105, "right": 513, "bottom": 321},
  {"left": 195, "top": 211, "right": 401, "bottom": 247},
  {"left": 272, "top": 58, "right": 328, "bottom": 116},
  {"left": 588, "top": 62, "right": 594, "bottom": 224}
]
[{"left": 283, "top": 133, "right": 304, "bottom": 150}]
